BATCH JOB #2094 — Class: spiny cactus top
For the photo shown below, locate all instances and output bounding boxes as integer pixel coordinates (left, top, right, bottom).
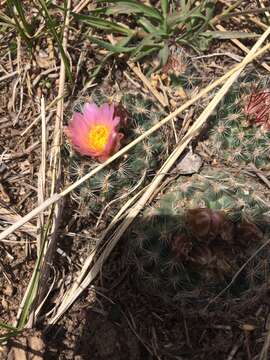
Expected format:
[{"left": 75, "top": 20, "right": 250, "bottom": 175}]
[
  {"left": 205, "top": 77, "right": 270, "bottom": 169},
  {"left": 128, "top": 167, "right": 270, "bottom": 304}
]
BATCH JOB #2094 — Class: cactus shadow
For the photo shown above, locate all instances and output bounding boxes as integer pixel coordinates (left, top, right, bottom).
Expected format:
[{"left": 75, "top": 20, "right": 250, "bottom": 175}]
[{"left": 125, "top": 212, "right": 270, "bottom": 304}]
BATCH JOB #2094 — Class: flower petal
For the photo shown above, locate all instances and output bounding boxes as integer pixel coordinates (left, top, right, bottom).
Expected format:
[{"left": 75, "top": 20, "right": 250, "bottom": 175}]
[
  {"left": 83, "top": 103, "right": 100, "bottom": 125},
  {"left": 103, "top": 131, "right": 124, "bottom": 157},
  {"left": 69, "top": 112, "right": 88, "bottom": 132},
  {"left": 99, "top": 103, "right": 114, "bottom": 123},
  {"left": 69, "top": 119, "right": 88, "bottom": 141}
]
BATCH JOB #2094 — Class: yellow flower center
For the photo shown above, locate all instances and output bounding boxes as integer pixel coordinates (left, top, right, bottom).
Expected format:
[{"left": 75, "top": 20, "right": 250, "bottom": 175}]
[{"left": 88, "top": 124, "right": 110, "bottom": 152}]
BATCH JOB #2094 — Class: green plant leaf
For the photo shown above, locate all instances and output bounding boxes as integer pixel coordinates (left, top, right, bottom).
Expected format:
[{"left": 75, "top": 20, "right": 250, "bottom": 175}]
[
  {"left": 202, "top": 30, "right": 260, "bottom": 39},
  {"left": 88, "top": 35, "right": 135, "bottom": 53},
  {"left": 205, "top": 1, "right": 215, "bottom": 19},
  {"left": 161, "top": 0, "right": 169, "bottom": 18},
  {"left": 0, "top": 322, "right": 18, "bottom": 331},
  {"left": 104, "top": 0, "right": 162, "bottom": 21},
  {"left": 89, "top": 35, "right": 134, "bottom": 79},
  {"left": 6, "top": 0, "right": 34, "bottom": 43},
  {"left": 0, "top": 330, "right": 23, "bottom": 344},
  {"left": 138, "top": 17, "right": 163, "bottom": 35},
  {"left": 176, "top": 37, "right": 201, "bottom": 53},
  {"left": 168, "top": 7, "right": 207, "bottom": 28},
  {"left": 16, "top": 221, "right": 53, "bottom": 329},
  {"left": 131, "top": 35, "right": 162, "bottom": 60},
  {"left": 158, "top": 43, "right": 169, "bottom": 66},
  {"left": 132, "top": 46, "right": 161, "bottom": 61},
  {"left": 7, "top": 0, "right": 34, "bottom": 37},
  {"left": 72, "top": 12, "right": 133, "bottom": 35}
]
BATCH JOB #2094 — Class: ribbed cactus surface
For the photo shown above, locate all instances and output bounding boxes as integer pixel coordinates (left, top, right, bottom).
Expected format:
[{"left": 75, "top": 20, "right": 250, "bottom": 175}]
[{"left": 128, "top": 167, "right": 270, "bottom": 303}]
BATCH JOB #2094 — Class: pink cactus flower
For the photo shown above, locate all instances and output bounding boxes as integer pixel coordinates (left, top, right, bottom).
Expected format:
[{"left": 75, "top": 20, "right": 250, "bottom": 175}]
[{"left": 66, "top": 103, "right": 124, "bottom": 162}]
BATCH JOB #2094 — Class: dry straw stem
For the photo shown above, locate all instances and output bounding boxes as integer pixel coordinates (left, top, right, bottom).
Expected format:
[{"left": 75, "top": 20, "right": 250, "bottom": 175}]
[
  {"left": 0, "top": 70, "right": 18, "bottom": 82},
  {"left": 128, "top": 62, "right": 178, "bottom": 142},
  {"left": 128, "top": 62, "right": 167, "bottom": 107},
  {"left": 73, "top": 0, "right": 91, "bottom": 13},
  {"left": 215, "top": 24, "right": 270, "bottom": 72},
  {"left": 21, "top": 97, "right": 58, "bottom": 136},
  {"left": 219, "top": 0, "right": 268, "bottom": 31},
  {"left": 13, "top": 1, "right": 72, "bottom": 328},
  {"left": 248, "top": 164, "right": 270, "bottom": 189},
  {"left": 29, "top": 0, "right": 71, "bottom": 323},
  {"left": 226, "top": 335, "right": 244, "bottom": 360},
  {"left": 258, "top": 0, "right": 270, "bottom": 19},
  {"left": 49, "top": 0, "right": 71, "bottom": 195},
  {"left": 37, "top": 97, "right": 47, "bottom": 254},
  {"left": 0, "top": 208, "right": 35, "bottom": 239},
  {"left": 16, "top": 98, "right": 49, "bottom": 327},
  {"left": 51, "top": 187, "right": 146, "bottom": 317},
  {"left": 95, "top": 171, "right": 146, "bottom": 228},
  {"left": 128, "top": 62, "right": 178, "bottom": 144},
  {"left": 47, "top": 27, "right": 270, "bottom": 324},
  {"left": 1, "top": 40, "right": 270, "bottom": 244}
]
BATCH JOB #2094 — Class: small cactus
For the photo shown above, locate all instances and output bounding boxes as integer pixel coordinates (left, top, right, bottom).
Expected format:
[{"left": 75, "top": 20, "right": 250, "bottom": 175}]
[
  {"left": 205, "top": 76, "right": 270, "bottom": 168},
  {"left": 128, "top": 167, "right": 270, "bottom": 304},
  {"left": 66, "top": 90, "right": 175, "bottom": 219}
]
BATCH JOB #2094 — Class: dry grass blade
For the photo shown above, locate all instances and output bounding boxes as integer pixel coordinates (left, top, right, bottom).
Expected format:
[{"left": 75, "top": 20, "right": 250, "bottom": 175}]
[
  {"left": 0, "top": 195, "right": 60, "bottom": 241},
  {"left": 49, "top": 187, "right": 146, "bottom": 318},
  {"left": 123, "top": 310, "right": 154, "bottom": 356},
  {"left": 73, "top": 0, "right": 91, "bottom": 13},
  {"left": 0, "top": 207, "right": 35, "bottom": 238},
  {"left": 37, "top": 96, "right": 47, "bottom": 254},
  {"left": 47, "top": 25, "right": 270, "bottom": 324},
  {"left": 49, "top": 0, "right": 71, "bottom": 194},
  {"left": 215, "top": 24, "right": 270, "bottom": 72},
  {"left": 128, "top": 62, "right": 177, "bottom": 142},
  {"left": 0, "top": 70, "right": 18, "bottom": 82},
  {"left": 248, "top": 164, "right": 270, "bottom": 189},
  {"left": 13, "top": 1, "right": 73, "bottom": 328},
  {"left": 128, "top": 62, "right": 167, "bottom": 106},
  {"left": 258, "top": 0, "right": 270, "bottom": 19},
  {"left": 226, "top": 336, "right": 243, "bottom": 360},
  {"left": 30, "top": 0, "right": 72, "bottom": 321},
  {"left": 21, "top": 98, "right": 58, "bottom": 136},
  {"left": 219, "top": 0, "right": 268, "bottom": 31},
  {"left": 1, "top": 35, "right": 270, "bottom": 242}
]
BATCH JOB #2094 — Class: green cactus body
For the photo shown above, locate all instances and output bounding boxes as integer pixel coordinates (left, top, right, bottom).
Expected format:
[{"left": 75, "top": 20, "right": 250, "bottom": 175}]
[
  {"left": 206, "top": 78, "right": 270, "bottom": 169},
  {"left": 67, "top": 90, "right": 175, "bottom": 219},
  {"left": 129, "top": 167, "right": 270, "bottom": 303}
]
